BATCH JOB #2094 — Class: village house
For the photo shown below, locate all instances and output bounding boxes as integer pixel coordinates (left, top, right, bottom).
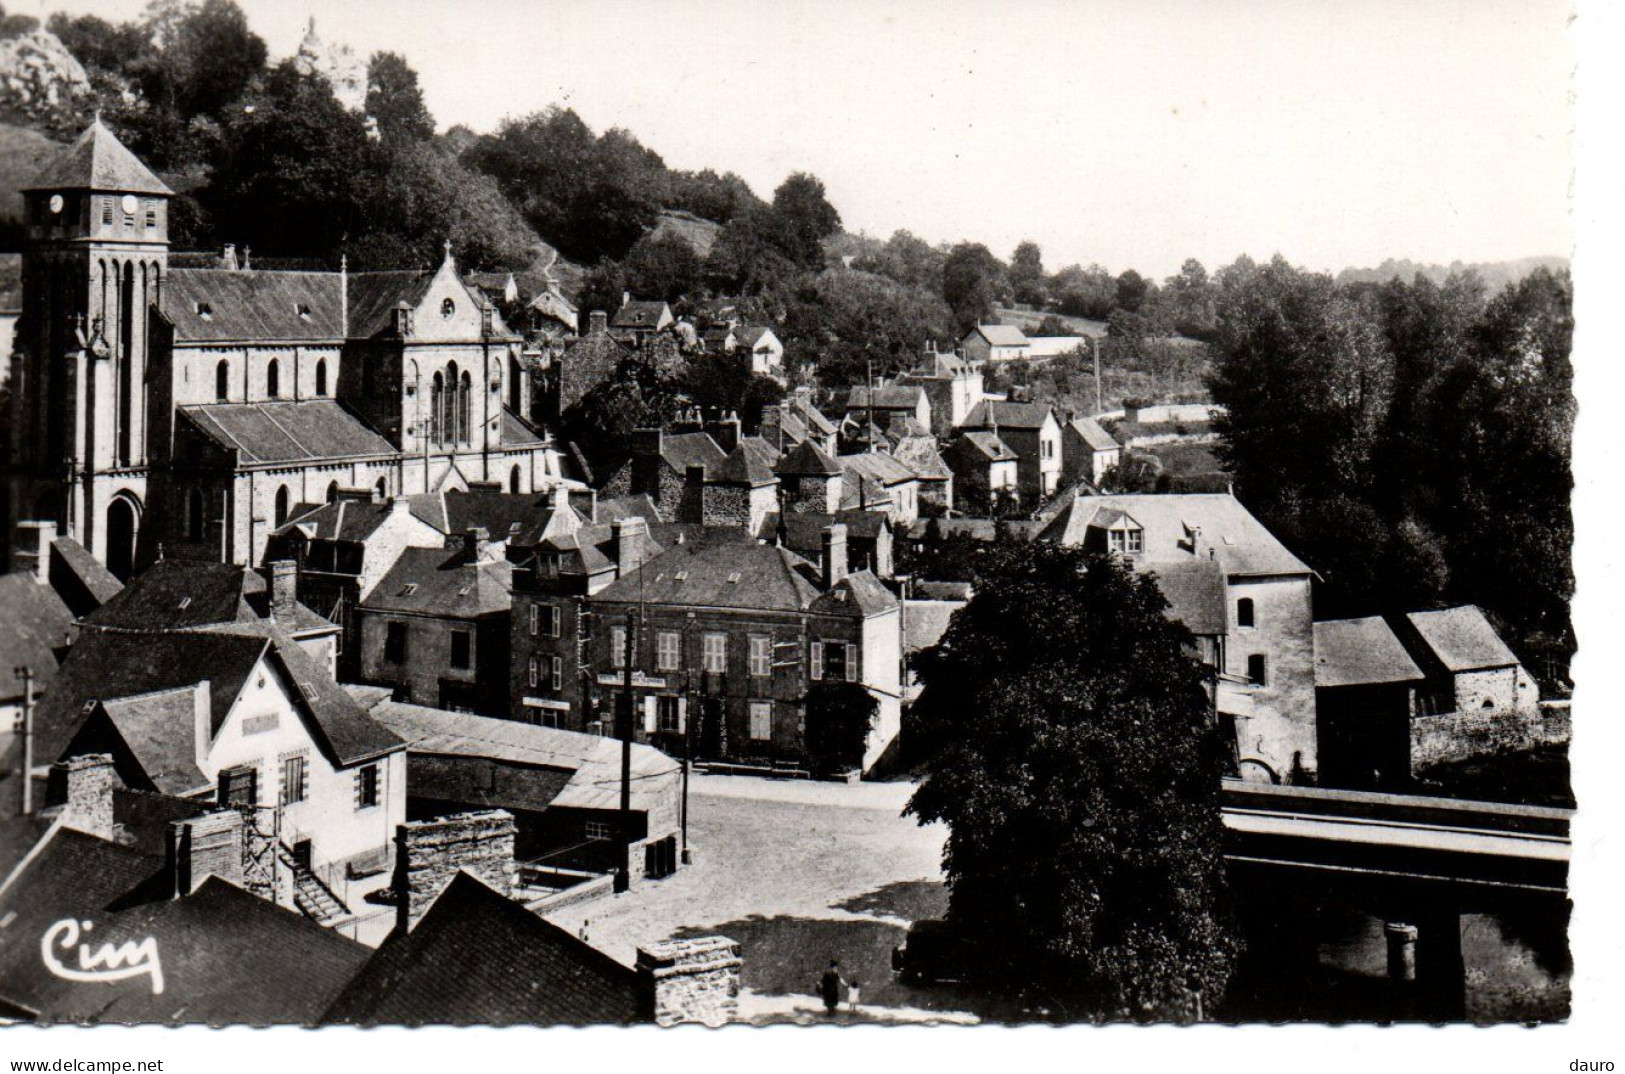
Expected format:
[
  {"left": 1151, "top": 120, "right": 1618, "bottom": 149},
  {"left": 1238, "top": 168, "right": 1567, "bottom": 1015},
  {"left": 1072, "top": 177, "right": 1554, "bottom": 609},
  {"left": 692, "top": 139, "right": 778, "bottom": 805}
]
[
  {"left": 839, "top": 451, "right": 923, "bottom": 524},
  {"left": 1312, "top": 616, "right": 1425, "bottom": 789},
  {"left": 960, "top": 400, "right": 1063, "bottom": 501},
  {"left": 598, "top": 422, "right": 781, "bottom": 533},
  {"left": 354, "top": 529, "right": 515, "bottom": 715},
  {"left": 941, "top": 430, "right": 1021, "bottom": 516},
  {"left": 5, "top": 120, "right": 570, "bottom": 580},
  {"left": 610, "top": 296, "right": 675, "bottom": 345},
  {"left": 757, "top": 389, "right": 839, "bottom": 456},
  {"left": 891, "top": 426, "right": 954, "bottom": 517},
  {"left": 511, "top": 524, "right": 902, "bottom": 775},
  {"left": 757, "top": 509, "right": 895, "bottom": 579},
  {"left": 838, "top": 383, "right": 933, "bottom": 435},
  {"left": 774, "top": 440, "right": 846, "bottom": 514},
  {"left": 1039, "top": 492, "right": 1317, "bottom": 784},
  {"left": 959, "top": 323, "right": 1031, "bottom": 364},
  {"left": 898, "top": 345, "right": 986, "bottom": 433},
  {"left": 1060, "top": 414, "right": 1122, "bottom": 487}
]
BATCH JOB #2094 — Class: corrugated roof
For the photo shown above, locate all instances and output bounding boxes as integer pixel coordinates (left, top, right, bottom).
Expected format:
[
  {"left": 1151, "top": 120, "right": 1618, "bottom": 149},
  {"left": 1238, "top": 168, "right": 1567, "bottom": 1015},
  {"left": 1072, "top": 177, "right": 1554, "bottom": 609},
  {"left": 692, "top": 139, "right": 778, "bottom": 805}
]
[
  {"left": 323, "top": 872, "right": 642, "bottom": 1026},
  {"left": 1315, "top": 617, "right": 1425, "bottom": 687},
  {"left": 25, "top": 118, "right": 172, "bottom": 195},
  {"left": 1406, "top": 606, "right": 1520, "bottom": 672},
  {"left": 163, "top": 269, "right": 343, "bottom": 342},
  {"left": 1038, "top": 493, "right": 1311, "bottom": 577},
  {"left": 181, "top": 401, "right": 395, "bottom": 464}
]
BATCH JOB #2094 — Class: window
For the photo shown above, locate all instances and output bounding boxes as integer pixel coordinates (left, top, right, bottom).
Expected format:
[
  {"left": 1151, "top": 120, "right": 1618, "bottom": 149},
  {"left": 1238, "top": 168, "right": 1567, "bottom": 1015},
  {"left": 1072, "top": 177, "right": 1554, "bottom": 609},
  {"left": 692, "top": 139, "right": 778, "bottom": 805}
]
[
  {"left": 749, "top": 701, "right": 773, "bottom": 741},
  {"left": 315, "top": 358, "right": 328, "bottom": 395},
  {"left": 101, "top": 199, "right": 112, "bottom": 225},
  {"left": 550, "top": 655, "right": 564, "bottom": 692},
  {"left": 385, "top": 621, "right": 408, "bottom": 663},
  {"left": 1108, "top": 527, "right": 1144, "bottom": 555},
  {"left": 658, "top": 695, "right": 684, "bottom": 733},
  {"left": 280, "top": 754, "right": 308, "bottom": 805},
  {"left": 450, "top": 630, "right": 471, "bottom": 669},
  {"left": 822, "top": 640, "right": 852, "bottom": 682},
  {"left": 702, "top": 633, "right": 727, "bottom": 674},
  {"left": 534, "top": 604, "right": 559, "bottom": 637},
  {"left": 810, "top": 640, "right": 824, "bottom": 680},
  {"left": 355, "top": 764, "right": 380, "bottom": 810},
  {"left": 267, "top": 359, "right": 280, "bottom": 399},
  {"left": 584, "top": 820, "right": 613, "bottom": 841},
  {"left": 527, "top": 656, "right": 539, "bottom": 689},
  {"left": 274, "top": 485, "right": 290, "bottom": 527},
  {"left": 215, "top": 359, "right": 229, "bottom": 401},
  {"left": 657, "top": 631, "right": 681, "bottom": 671},
  {"left": 610, "top": 625, "right": 627, "bottom": 667},
  {"left": 1247, "top": 654, "right": 1268, "bottom": 687},
  {"left": 441, "top": 297, "right": 456, "bottom": 319},
  {"left": 218, "top": 765, "right": 256, "bottom": 809},
  {"left": 749, "top": 635, "right": 772, "bottom": 677},
  {"left": 1237, "top": 598, "right": 1255, "bottom": 629},
  {"left": 144, "top": 209, "right": 156, "bottom": 229}
]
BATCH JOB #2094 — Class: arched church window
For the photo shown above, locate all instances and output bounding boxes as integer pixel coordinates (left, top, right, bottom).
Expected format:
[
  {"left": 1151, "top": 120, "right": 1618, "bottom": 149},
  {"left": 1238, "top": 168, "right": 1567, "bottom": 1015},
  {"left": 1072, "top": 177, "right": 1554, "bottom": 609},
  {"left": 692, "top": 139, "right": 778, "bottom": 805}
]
[
  {"left": 460, "top": 371, "right": 473, "bottom": 444},
  {"left": 216, "top": 359, "right": 229, "bottom": 402},
  {"left": 431, "top": 373, "right": 444, "bottom": 444},
  {"left": 267, "top": 359, "right": 281, "bottom": 399},
  {"left": 316, "top": 358, "right": 328, "bottom": 396},
  {"left": 274, "top": 485, "right": 290, "bottom": 527}
]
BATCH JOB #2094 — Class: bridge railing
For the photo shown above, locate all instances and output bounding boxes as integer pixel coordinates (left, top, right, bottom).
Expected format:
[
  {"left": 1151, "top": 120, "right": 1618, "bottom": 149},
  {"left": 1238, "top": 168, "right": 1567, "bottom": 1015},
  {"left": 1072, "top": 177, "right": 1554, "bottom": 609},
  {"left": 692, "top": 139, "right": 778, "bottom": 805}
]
[{"left": 1219, "top": 779, "right": 1572, "bottom": 840}]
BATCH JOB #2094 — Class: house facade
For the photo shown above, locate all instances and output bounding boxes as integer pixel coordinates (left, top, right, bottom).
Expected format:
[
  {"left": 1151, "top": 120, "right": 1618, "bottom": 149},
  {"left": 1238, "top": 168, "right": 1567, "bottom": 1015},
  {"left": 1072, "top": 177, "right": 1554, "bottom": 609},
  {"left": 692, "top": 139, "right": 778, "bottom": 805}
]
[
  {"left": 959, "top": 324, "right": 1030, "bottom": 364},
  {"left": 960, "top": 400, "right": 1063, "bottom": 501}
]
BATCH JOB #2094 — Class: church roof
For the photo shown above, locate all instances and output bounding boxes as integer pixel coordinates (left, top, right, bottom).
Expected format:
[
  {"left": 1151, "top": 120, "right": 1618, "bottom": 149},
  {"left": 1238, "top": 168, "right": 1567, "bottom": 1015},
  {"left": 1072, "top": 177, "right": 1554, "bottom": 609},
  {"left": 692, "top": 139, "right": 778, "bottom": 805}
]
[
  {"left": 26, "top": 119, "right": 173, "bottom": 196},
  {"left": 180, "top": 401, "right": 395, "bottom": 465},
  {"left": 164, "top": 269, "right": 343, "bottom": 343}
]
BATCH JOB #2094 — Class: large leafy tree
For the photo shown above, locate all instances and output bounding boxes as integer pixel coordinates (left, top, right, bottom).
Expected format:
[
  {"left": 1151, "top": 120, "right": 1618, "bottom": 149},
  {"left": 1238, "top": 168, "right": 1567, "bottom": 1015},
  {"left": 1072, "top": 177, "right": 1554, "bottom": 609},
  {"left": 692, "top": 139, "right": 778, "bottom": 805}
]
[
  {"left": 770, "top": 172, "right": 842, "bottom": 270},
  {"left": 779, "top": 267, "right": 956, "bottom": 386},
  {"left": 622, "top": 231, "right": 703, "bottom": 304},
  {"left": 907, "top": 541, "right": 1236, "bottom": 1020},
  {"left": 1009, "top": 240, "right": 1047, "bottom": 307},
  {"left": 941, "top": 242, "right": 1008, "bottom": 330},
  {"left": 366, "top": 51, "right": 435, "bottom": 143}
]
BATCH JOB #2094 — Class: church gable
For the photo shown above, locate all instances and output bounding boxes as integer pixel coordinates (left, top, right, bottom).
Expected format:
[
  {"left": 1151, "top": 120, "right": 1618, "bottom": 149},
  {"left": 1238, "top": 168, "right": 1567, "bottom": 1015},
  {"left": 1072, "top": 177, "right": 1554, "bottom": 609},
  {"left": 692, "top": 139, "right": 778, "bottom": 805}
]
[{"left": 409, "top": 253, "right": 515, "bottom": 343}]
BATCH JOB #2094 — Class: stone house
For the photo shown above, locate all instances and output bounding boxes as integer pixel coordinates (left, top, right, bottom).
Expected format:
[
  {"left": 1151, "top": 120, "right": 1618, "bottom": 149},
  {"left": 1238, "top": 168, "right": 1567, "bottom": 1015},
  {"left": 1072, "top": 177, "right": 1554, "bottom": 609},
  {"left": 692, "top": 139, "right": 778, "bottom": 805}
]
[
  {"left": 757, "top": 509, "right": 895, "bottom": 579},
  {"left": 1312, "top": 616, "right": 1424, "bottom": 789},
  {"left": 355, "top": 529, "right": 515, "bottom": 715},
  {"left": 898, "top": 346, "right": 985, "bottom": 433},
  {"left": 598, "top": 429, "right": 727, "bottom": 524},
  {"left": 514, "top": 526, "right": 902, "bottom": 775},
  {"left": 959, "top": 323, "right": 1030, "bottom": 365},
  {"left": 1060, "top": 414, "right": 1121, "bottom": 487},
  {"left": 548, "top": 309, "right": 629, "bottom": 419},
  {"left": 839, "top": 451, "right": 924, "bottom": 524},
  {"left": 1040, "top": 492, "right": 1317, "bottom": 784},
  {"left": 942, "top": 430, "right": 1021, "bottom": 516},
  {"left": 959, "top": 400, "right": 1063, "bottom": 501},
  {"left": 610, "top": 297, "right": 675, "bottom": 345},
  {"left": 839, "top": 383, "right": 933, "bottom": 436},
  {"left": 1397, "top": 606, "right": 1540, "bottom": 717},
  {"left": 891, "top": 430, "right": 954, "bottom": 517},
  {"left": 757, "top": 389, "right": 839, "bottom": 456},
  {"left": 775, "top": 440, "right": 846, "bottom": 514}
]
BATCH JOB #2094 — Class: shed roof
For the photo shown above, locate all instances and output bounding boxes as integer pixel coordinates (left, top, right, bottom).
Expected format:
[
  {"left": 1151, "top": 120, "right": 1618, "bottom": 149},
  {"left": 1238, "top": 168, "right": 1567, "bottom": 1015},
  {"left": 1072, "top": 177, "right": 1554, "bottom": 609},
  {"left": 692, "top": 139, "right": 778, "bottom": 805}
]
[
  {"left": 1314, "top": 617, "right": 1425, "bottom": 687},
  {"left": 1405, "top": 606, "right": 1520, "bottom": 672}
]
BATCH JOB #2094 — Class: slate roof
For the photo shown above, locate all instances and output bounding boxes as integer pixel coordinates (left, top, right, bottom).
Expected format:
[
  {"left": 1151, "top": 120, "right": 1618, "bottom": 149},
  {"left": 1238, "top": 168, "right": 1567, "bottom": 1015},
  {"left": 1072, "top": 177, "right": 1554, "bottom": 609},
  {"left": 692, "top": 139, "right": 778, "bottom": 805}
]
[
  {"left": 776, "top": 439, "right": 843, "bottom": 477},
  {"left": 94, "top": 688, "right": 211, "bottom": 796},
  {"left": 791, "top": 396, "right": 837, "bottom": 436},
  {"left": 712, "top": 438, "right": 780, "bottom": 486},
  {"left": 893, "top": 436, "right": 952, "bottom": 481},
  {"left": 951, "top": 430, "right": 1018, "bottom": 462},
  {"left": 756, "top": 511, "right": 889, "bottom": 555},
  {"left": 406, "top": 488, "right": 577, "bottom": 546},
  {"left": 839, "top": 471, "right": 894, "bottom": 512},
  {"left": 903, "top": 351, "right": 973, "bottom": 380},
  {"left": 0, "top": 827, "right": 368, "bottom": 1025},
  {"left": 656, "top": 431, "right": 728, "bottom": 476},
  {"left": 903, "top": 599, "right": 961, "bottom": 655},
  {"left": 1067, "top": 416, "right": 1119, "bottom": 452},
  {"left": 181, "top": 401, "right": 395, "bottom": 464},
  {"left": 279, "top": 497, "right": 445, "bottom": 543},
  {"left": 345, "top": 270, "right": 433, "bottom": 339},
  {"left": 163, "top": 270, "right": 343, "bottom": 343},
  {"left": 963, "top": 400, "right": 1055, "bottom": 431},
  {"left": 611, "top": 299, "right": 672, "bottom": 330},
  {"left": 735, "top": 326, "right": 775, "bottom": 349},
  {"left": 82, "top": 559, "right": 328, "bottom": 635},
  {"left": 964, "top": 324, "right": 1029, "bottom": 347},
  {"left": 1145, "top": 558, "right": 1229, "bottom": 637},
  {"left": 372, "top": 701, "right": 677, "bottom": 814},
  {"left": 363, "top": 547, "right": 513, "bottom": 619},
  {"left": 843, "top": 385, "right": 926, "bottom": 412},
  {"left": 323, "top": 872, "right": 643, "bottom": 1026},
  {"left": 595, "top": 541, "right": 822, "bottom": 612},
  {"left": 840, "top": 451, "right": 919, "bottom": 488},
  {"left": 1038, "top": 493, "right": 1311, "bottom": 577},
  {"left": 1314, "top": 617, "right": 1425, "bottom": 688},
  {"left": 502, "top": 407, "right": 548, "bottom": 447},
  {"left": 594, "top": 494, "right": 662, "bottom": 525},
  {"left": 810, "top": 570, "right": 898, "bottom": 617},
  {"left": 1405, "top": 606, "right": 1520, "bottom": 672},
  {"left": 25, "top": 118, "right": 172, "bottom": 195},
  {"left": 47, "top": 535, "right": 123, "bottom": 613},
  {"left": 0, "top": 573, "right": 73, "bottom": 703}
]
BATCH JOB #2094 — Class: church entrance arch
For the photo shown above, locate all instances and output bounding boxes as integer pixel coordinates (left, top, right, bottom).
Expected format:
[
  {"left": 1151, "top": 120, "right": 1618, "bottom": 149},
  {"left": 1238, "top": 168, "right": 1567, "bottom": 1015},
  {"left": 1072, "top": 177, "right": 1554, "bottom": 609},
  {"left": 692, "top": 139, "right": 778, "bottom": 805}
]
[{"left": 105, "top": 492, "right": 141, "bottom": 582}]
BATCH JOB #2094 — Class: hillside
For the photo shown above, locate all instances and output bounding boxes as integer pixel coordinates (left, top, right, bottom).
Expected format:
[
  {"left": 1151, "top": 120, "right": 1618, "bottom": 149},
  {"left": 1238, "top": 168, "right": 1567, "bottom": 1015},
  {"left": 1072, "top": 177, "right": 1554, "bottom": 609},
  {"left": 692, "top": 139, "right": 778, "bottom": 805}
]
[
  {"left": 649, "top": 210, "right": 722, "bottom": 259},
  {"left": 993, "top": 306, "right": 1109, "bottom": 339},
  {"left": 1336, "top": 255, "right": 1568, "bottom": 291}
]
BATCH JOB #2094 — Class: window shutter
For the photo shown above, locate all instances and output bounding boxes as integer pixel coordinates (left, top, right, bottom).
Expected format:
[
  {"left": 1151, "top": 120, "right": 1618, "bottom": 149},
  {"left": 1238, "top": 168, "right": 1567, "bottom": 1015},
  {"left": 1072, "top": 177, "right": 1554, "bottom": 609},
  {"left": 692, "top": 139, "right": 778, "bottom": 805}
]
[
  {"left": 677, "top": 696, "right": 687, "bottom": 734},
  {"left": 551, "top": 656, "right": 563, "bottom": 692},
  {"left": 811, "top": 641, "right": 824, "bottom": 680},
  {"left": 529, "top": 604, "right": 539, "bottom": 635},
  {"left": 845, "top": 643, "right": 858, "bottom": 682},
  {"left": 643, "top": 696, "right": 658, "bottom": 734}
]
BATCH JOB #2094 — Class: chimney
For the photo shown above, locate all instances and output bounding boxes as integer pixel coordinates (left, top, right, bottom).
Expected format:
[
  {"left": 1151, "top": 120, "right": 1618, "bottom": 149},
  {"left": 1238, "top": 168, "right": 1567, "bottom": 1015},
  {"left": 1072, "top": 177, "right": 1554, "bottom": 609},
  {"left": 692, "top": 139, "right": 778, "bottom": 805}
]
[
  {"left": 821, "top": 523, "right": 849, "bottom": 588},
  {"left": 168, "top": 810, "right": 246, "bottom": 896},
  {"left": 682, "top": 464, "right": 708, "bottom": 524},
  {"left": 388, "top": 495, "right": 415, "bottom": 518},
  {"left": 13, "top": 519, "right": 56, "bottom": 585},
  {"left": 463, "top": 526, "right": 492, "bottom": 563},
  {"left": 394, "top": 810, "right": 516, "bottom": 933},
  {"left": 759, "top": 405, "right": 784, "bottom": 450},
  {"left": 269, "top": 559, "right": 298, "bottom": 622},
  {"left": 636, "top": 937, "right": 743, "bottom": 1027},
  {"left": 49, "top": 754, "right": 120, "bottom": 839},
  {"left": 589, "top": 309, "right": 609, "bottom": 336},
  {"left": 614, "top": 517, "right": 650, "bottom": 575},
  {"left": 621, "top": 290, "right": 631, "bottom": 309},
  {"left": 706, "top": 412, "right": 742, "bottom": 454}
]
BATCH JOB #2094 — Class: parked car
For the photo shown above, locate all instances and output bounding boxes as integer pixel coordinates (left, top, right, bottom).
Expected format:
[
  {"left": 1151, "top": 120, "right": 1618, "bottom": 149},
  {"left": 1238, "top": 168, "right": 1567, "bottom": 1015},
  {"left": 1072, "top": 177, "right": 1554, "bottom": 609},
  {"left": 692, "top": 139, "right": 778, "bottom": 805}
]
[{"left": 891, "top": 918, "right": 972, "bottom": 984}]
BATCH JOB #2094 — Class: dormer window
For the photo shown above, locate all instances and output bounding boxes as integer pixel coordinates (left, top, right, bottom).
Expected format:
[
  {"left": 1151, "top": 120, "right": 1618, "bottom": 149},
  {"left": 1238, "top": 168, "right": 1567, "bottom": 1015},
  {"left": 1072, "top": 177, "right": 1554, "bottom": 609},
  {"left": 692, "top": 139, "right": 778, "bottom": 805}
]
[
  {"left": 195, "top": 301, "right": 213, "bottom": 320},
  {"left": 1107, "top": 526, "right": 1143, "bottom": 556},
  {"left": 296, "top": 303, "right": 312, "bottom": 320}
]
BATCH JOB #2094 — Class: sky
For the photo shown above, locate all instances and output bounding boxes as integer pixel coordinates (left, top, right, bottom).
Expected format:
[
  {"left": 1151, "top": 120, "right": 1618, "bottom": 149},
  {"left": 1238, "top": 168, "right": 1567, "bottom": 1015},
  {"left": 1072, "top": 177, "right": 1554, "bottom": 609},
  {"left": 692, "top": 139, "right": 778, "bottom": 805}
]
[{"left": 30, "top": 0, "right": 1575, "bottom": 279}]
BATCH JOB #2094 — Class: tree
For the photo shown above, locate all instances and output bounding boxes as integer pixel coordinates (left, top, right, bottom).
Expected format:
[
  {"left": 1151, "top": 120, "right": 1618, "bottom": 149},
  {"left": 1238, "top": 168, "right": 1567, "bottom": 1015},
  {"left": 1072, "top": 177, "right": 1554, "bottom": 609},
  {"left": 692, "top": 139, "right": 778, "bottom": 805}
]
[
  {"left": 1009, "top": 240, "right": 1047, "bottom": 307},
  {"left": 778, "top": 268, "right": 956, "bottom": 386},
  {"left": 558, "top": 355, "right": 683, "bottom": 477},
  {"left": 622, "top": 231, "right": 703, "bottom": 303},
  {"left": 1050, "top": 263, "right": 1117, "bottom": 320},
  {"left": 770, "top": 172, "right": 842, "bottom": 270},
  {"left": 676, "top": 351, "right": 784, "bottom": 429},
  {"left": 907, "top": 541, "right": 1236, "bottom": 1019},
  {"left": 804, "top": 682, "right": 878, "bottom": 776},
  {"left": 850, "top": 229, "right": 947, "bottom": 295},
  {"left": 704, "top": 205, "right": 798, "bottom": 295},
  {"left": 1115, "top": 268, "right": 1151, "bottom": 313},
  {"left": 942, "top": 242, "right": 1008, "bottom": 330},
  {"left": 366, "top": 51, "right": 434, "bottom": 142}
]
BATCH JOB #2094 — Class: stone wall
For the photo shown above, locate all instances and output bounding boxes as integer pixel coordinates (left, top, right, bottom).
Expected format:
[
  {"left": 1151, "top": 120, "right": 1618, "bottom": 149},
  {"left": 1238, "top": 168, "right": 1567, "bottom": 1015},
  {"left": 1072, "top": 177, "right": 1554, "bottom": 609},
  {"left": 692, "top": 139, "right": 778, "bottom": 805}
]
[
  {"left": 396, "top": 810, "right": 517, "bottom": 932},
  {"left": 1411, "top": 702, "right": 1571, "bottom": 772},
  {"left": 50, "top": 753, "right": 118, "bottom": 840},
  {"left": 635, "top": 936, "right": 742, "bottom": 1026},
  {"left": 168, "top": 810, "right": 246, "bottom": 895}
]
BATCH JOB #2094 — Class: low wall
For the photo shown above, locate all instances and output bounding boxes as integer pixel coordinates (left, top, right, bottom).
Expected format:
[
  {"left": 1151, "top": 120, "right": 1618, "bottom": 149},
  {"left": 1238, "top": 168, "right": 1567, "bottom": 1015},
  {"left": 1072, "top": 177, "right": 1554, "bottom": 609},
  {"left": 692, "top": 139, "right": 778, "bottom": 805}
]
[{"left": 1411, "top": 702, "right": 1571, "bottom": 772}]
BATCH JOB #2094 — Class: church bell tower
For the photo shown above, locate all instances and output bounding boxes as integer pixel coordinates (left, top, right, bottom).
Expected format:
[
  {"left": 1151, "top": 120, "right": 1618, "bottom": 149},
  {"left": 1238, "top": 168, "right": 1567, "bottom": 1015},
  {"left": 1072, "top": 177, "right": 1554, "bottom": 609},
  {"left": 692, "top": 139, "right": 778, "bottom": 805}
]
[{"left": 8, "top": 118, "right": 172, "bottom": 580}]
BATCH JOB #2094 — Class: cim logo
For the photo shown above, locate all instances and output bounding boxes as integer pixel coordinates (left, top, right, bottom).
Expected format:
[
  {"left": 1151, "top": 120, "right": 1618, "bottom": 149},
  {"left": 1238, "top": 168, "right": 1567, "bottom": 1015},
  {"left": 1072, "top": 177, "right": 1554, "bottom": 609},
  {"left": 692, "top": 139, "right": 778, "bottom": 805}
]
[{"left": 40, "top": 918, "right": 165, "bottom": 995}]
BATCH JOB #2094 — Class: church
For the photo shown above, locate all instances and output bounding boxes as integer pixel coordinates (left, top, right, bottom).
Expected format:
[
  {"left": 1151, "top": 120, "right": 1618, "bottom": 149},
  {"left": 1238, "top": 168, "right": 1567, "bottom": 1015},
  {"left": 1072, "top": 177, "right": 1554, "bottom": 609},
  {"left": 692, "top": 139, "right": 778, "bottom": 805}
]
[{"left": 4, "top": 119, "right": 570, "bottom": 579}]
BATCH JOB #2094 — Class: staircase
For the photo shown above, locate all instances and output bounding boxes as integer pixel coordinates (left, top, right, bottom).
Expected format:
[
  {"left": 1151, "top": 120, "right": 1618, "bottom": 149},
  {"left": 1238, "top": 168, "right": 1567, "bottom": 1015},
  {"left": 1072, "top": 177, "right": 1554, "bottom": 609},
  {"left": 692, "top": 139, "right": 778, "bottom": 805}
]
[{"left": 281, "top": 847, "right": 351, "bottom": 926}]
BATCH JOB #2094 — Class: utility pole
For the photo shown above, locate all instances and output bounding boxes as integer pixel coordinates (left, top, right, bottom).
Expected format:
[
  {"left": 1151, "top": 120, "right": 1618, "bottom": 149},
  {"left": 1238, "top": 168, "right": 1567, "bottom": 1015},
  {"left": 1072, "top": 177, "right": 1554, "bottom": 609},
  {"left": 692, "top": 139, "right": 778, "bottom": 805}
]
[
  {"left": 13, "top": 665, "right": 34, "bottom": 816},
  {"left": 1092, "top": 335, "right": 1103, "bottom": 416},
  {"left": 614, "top": 558, "right": 646, "bottom": 894}
]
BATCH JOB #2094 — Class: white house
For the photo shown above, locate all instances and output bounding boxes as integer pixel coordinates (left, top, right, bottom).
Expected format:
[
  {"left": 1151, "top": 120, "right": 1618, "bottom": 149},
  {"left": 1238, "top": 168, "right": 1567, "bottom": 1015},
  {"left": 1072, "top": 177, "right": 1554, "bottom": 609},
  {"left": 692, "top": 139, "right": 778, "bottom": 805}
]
[{"left": 959, "top": 324, "right": 1031, "bottom": 364}]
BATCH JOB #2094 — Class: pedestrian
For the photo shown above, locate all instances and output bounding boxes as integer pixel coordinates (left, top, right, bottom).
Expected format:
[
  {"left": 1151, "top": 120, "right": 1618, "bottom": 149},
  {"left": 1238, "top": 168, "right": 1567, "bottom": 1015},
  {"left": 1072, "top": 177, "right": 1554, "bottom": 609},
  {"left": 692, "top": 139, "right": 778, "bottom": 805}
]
[
  {"left": 819, "top": 959, "right": 845, "bottom": 1015},
  {"left": 847, "top": 979, "right": 862, "bottom": 1014}
]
